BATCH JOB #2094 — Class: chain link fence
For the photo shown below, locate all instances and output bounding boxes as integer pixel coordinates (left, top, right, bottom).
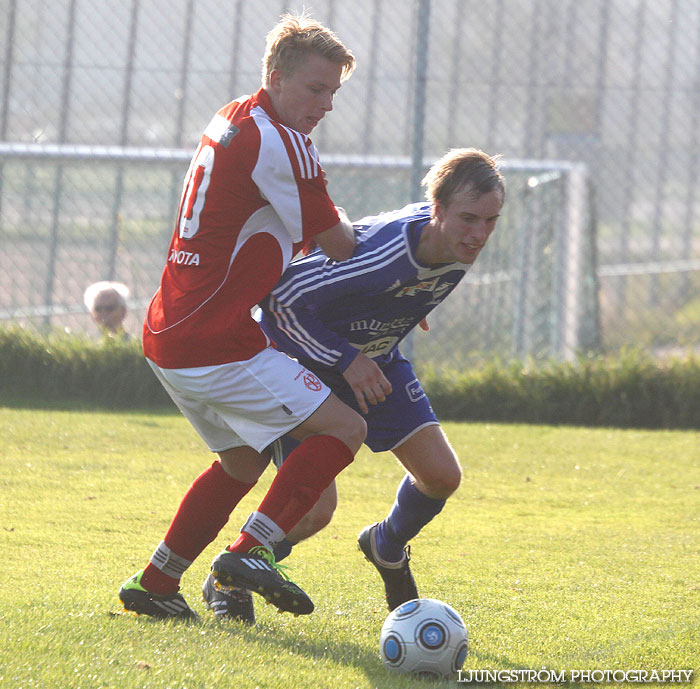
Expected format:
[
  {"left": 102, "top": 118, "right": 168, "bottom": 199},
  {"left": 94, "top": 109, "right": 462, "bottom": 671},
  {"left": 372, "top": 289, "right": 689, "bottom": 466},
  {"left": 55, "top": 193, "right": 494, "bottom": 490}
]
[{"left": 1, "top": 0, "right": 698, "bottom": 370}]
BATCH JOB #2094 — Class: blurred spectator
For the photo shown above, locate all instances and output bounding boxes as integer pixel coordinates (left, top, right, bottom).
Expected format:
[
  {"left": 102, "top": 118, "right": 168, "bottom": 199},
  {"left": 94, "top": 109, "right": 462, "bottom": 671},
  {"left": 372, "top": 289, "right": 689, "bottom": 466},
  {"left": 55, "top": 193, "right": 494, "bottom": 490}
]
[{"left": 83, "top": 281, "right": 130, "bottom": 338}]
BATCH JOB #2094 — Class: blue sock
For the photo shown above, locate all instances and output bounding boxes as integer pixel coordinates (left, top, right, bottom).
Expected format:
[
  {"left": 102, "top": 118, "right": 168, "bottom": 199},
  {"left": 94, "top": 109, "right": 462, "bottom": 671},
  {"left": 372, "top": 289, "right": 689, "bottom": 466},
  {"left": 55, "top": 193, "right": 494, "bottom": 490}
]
[
  {"left": 273, "top": 537, "right": 294, "bottom": 562},
  {"left": 375, "top": 475, "right": 446, "bottom": 562}
]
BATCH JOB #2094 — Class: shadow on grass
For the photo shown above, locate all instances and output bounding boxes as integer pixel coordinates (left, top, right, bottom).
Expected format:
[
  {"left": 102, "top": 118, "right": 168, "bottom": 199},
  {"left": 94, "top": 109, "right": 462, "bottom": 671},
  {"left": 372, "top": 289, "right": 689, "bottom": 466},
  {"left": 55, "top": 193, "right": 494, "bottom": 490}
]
[
  {"left": 204, "top": 615, "right": 589, "bottom": 688},
  {"left": 110, "top": 611, "right": 628, "bottom": 688}
]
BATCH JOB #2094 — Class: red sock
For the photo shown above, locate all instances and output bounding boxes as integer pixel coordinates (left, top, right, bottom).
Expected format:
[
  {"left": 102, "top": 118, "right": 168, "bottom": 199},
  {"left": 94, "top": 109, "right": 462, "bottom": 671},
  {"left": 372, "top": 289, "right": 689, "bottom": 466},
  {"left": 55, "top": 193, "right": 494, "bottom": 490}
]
[
  {"left": 228, "top": 435, "right": 353, "bottom": 553},
  {"left": 142, "top": 460, "right": 255, "bottom": 594}
]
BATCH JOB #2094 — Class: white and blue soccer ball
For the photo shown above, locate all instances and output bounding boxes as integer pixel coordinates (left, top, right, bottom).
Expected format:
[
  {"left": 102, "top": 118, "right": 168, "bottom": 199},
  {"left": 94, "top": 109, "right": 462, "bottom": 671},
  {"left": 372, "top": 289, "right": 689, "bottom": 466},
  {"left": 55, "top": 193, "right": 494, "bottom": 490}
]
[{"left": 379, "top": 598, "right": 468, "bottom": 679}]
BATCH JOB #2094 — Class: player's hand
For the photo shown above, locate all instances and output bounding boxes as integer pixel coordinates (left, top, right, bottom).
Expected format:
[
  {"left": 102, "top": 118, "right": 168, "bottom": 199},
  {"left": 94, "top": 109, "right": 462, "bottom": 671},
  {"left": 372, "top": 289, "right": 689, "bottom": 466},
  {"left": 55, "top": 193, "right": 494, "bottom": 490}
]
[
  {"left": 418, "top": 317, "right": 430, "bottom": 332},
  {"left": 342, "top": 351, "right": 392, "bottom": 414},
  {"left": 302, "top": 239, "right": 318, "bottom": 255}
]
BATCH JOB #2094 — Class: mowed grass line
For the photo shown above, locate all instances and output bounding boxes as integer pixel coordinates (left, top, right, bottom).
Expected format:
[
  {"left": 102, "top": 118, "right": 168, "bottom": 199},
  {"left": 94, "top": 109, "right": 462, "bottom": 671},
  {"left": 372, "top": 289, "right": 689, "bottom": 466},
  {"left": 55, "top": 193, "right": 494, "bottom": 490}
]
[{"left": 0, "top": 407, "right": 698, "bottom": 689}]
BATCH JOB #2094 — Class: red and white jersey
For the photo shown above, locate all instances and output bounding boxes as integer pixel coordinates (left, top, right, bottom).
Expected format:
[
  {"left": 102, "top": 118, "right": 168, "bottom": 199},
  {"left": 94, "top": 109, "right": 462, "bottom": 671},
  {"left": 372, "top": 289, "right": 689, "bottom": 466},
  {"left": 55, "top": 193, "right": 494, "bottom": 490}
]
[{"left": 143, "top": 88, "right": 340, "bottom": 369}]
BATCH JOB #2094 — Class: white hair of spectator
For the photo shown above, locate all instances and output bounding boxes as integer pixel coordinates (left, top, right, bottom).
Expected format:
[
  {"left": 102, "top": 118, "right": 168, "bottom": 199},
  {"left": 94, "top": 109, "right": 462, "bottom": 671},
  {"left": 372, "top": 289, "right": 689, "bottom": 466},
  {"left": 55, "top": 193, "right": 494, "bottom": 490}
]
[{"left": 83, "top": 281, "right": 130, "bottom": 310}]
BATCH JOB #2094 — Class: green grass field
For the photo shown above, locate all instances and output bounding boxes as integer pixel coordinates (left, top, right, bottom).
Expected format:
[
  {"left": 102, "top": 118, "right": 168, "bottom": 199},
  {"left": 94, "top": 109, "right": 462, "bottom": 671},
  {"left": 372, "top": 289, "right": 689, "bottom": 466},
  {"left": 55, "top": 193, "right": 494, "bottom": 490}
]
[{"left": 1, "top": 407, "right": 698, "bottom": 688}]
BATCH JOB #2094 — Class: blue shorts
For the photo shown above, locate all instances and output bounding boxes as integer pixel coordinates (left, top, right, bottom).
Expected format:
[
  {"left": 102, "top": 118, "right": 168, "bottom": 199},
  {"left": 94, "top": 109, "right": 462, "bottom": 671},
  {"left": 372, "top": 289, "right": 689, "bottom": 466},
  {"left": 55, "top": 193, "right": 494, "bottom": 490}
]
[{"left": 272, "top": 351, "right": 438, "bottom": 463}]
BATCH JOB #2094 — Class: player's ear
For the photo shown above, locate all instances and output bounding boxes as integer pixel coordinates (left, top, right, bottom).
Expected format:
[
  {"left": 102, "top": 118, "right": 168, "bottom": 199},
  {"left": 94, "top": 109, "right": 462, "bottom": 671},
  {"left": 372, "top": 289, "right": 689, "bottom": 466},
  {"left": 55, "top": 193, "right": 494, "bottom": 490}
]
[
  {"left": 268, "top": 69, "right": 283, "bottom": 94},
  {"left": 434, "top": 200, "right": 446, "bottom": 223}
]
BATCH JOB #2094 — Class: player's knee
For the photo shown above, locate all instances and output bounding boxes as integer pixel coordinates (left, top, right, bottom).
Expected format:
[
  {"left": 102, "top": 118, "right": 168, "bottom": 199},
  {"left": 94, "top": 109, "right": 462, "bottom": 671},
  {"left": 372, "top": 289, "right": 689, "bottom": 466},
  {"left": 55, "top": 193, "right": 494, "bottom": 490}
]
[
  {"left": 349, "top": 413, "right": 367, "bottom": 451},
  {"left": 420, "top": 462, "right": 461, "bottom": 499},
  {"left": 443, "top": 464, "right": 462, "bottom": 496},
  {"left": 333, "top": 411, "right": 367, "bottom": 454}
]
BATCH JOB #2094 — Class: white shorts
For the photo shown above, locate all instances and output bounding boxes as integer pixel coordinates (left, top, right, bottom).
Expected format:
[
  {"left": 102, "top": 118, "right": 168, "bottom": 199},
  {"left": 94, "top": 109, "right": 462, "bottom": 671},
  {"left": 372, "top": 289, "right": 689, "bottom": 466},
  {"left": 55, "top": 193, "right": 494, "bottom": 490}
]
[{"left": 147, "top": 347, "right": 331, "bottom": 453}]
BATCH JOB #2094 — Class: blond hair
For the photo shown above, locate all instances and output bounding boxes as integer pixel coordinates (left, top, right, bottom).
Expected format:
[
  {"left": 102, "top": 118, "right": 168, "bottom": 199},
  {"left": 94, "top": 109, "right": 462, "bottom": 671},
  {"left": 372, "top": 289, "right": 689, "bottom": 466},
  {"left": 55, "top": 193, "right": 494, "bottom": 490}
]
[
  {"left": 422, "top": 148, "right": 505, "bottom": 208},
  {"left": 261, "top": 13, "right": 355, "bottom": 86}
]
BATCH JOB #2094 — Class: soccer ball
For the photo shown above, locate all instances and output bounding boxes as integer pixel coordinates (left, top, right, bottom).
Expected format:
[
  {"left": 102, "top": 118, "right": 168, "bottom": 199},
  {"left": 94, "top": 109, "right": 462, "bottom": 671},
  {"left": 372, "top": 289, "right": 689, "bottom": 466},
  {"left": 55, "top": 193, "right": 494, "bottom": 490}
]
[{"left": 379, "top": 598, "right": 468, "bottom": 679}]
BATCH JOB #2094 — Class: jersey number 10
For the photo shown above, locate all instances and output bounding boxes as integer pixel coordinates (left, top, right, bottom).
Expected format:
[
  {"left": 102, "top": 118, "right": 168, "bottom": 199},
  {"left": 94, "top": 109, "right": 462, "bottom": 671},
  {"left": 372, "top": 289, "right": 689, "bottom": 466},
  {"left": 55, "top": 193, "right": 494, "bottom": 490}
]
[{"left": 178, "top": 144, "right": 215, "bottom": 240}]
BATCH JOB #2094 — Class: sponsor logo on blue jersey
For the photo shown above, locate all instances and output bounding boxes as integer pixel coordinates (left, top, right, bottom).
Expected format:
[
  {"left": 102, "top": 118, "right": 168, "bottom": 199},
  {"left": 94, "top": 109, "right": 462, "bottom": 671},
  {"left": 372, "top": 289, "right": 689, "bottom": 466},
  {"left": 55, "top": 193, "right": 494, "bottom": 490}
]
[
  {"left": 395, "top": 277, "right": 456, "bottom": 302},
  {"left": 395, "top": 277, "right": 440, "bottom": 297},
  {"left": 427, "top": 281, "right": 455, "bottom": 305}
]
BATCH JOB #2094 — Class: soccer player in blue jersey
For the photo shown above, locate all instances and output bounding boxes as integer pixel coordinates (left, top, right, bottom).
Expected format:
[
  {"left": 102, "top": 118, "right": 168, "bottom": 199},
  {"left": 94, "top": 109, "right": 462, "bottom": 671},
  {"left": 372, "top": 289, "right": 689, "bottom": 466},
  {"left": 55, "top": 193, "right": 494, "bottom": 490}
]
[{"left": 206, "top": 148, "right": 505, "bottom": 620}]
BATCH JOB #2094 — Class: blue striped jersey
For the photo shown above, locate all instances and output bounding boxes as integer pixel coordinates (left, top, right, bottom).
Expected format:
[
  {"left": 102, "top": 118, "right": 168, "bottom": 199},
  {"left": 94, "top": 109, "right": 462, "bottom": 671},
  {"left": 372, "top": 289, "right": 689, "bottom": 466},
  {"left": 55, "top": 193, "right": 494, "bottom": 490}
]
[{"left": 259, "top": 202, "right": 473, "bottom": 372}]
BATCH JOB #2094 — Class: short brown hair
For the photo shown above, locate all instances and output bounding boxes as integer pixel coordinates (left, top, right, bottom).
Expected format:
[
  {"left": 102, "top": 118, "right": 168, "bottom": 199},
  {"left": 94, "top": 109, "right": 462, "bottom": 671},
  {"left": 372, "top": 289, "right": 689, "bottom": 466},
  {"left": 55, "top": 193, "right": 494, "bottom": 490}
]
[
  {"left": 261, "top": 13, "right": 356, "bottom": 86},
  {"left": 422, "top": 148, "right": 505, "bottom": 209}
]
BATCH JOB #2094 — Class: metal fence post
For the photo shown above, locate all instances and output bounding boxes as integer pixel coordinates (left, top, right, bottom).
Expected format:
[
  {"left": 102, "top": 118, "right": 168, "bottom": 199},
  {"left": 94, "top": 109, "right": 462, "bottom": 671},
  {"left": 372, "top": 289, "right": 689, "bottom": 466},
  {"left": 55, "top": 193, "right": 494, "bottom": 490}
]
[
  {"left": 404, "top": 0, "right": 430, "bottom": 362},
  {"left": 650, "top": 0, "right": 680, "bottom": 308},
  {"left": 107, "top": 0, "right": 140, "bottom": 281},
  {"left": 409, "top": 0, "right": 430, "bottom": 204},
  {"left": 0, "top": 0, "right": 17, "bottom": 234},
  {"left": 45, "top": 0, "right": 77, "bottom": 328}
]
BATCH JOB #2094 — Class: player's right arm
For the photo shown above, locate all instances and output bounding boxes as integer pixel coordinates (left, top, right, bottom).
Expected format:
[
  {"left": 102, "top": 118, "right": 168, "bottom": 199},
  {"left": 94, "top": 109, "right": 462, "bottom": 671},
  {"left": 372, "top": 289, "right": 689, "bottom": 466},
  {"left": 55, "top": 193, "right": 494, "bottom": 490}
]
[
  {"left": 341, "top": 350, "right": 392, "bottom": 414},
  {"left": 312, "top": 207, "right": 355, "bottom": 260},
  {"left": 252, "top": 119, "right": 354, "bottom": 260}
]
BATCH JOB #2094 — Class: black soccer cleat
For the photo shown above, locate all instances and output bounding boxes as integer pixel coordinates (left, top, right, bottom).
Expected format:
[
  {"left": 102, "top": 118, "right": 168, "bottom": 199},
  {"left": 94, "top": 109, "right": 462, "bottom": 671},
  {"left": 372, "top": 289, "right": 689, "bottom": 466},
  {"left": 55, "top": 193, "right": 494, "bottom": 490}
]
[
  {"left": 358, "top": 522, "right": 419, "bottom": 611},
  {"left": 202, "top": 572, "right": 255, "bottom": 624},
  {"left": 119, "top": 570, "right": 198, "bottom": 620},
  {"left": 210, "top": 546, "right": 314, "bottom": 615}
]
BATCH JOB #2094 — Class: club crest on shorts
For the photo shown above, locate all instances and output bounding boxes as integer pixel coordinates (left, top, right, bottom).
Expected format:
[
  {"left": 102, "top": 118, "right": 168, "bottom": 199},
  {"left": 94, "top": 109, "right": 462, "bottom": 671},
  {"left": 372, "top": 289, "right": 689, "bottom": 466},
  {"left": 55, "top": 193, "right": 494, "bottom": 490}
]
[{"left": 302, "top": 371, "right": 322, "bottom": 391}]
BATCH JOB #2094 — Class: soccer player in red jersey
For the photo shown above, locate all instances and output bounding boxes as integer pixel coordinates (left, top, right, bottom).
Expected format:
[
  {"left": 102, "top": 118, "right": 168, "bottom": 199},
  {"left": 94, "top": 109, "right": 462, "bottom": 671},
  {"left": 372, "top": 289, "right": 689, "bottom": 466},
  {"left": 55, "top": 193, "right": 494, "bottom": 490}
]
[{"left": 119, "top": 14, "right": 371, "bottom": 621}]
